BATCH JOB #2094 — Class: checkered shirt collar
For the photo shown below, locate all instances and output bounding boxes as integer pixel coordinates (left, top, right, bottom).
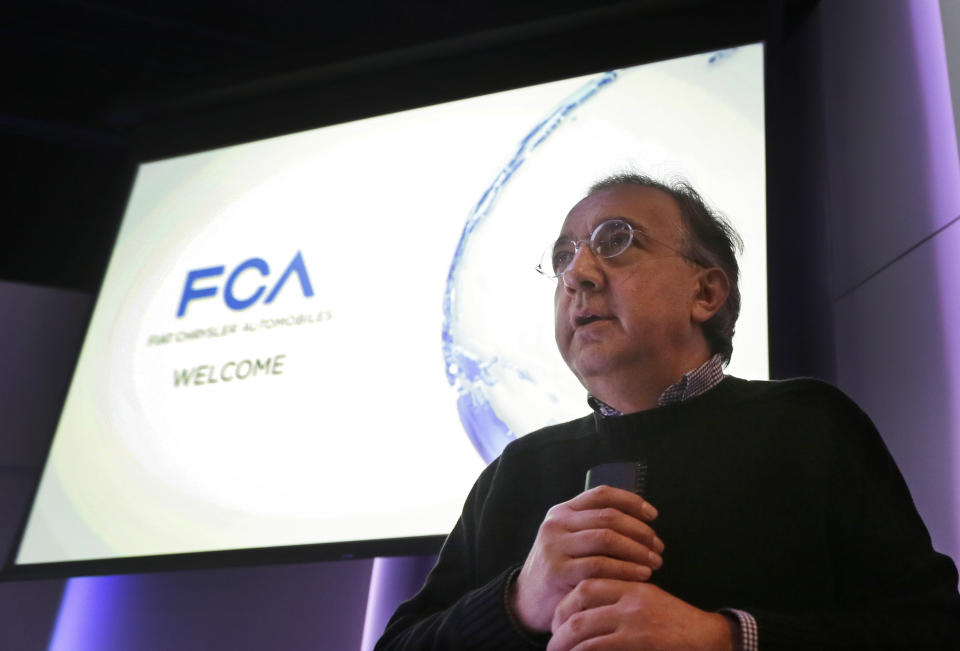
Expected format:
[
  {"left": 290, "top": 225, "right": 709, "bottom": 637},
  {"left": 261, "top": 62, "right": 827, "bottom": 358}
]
[{"left": 587, "top": 354, "right": 726, "bottom": 417}]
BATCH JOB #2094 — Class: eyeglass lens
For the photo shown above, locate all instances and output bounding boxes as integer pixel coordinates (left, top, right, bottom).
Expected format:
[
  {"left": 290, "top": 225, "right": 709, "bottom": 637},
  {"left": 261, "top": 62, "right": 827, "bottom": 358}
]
[{"left": 550, "top": 220, "right": 635, "bottom": 276}]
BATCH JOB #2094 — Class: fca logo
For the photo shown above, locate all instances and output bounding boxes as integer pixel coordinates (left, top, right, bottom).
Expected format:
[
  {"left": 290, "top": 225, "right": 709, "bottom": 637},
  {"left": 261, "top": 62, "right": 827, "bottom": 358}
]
[{"left": 177, "top": 251, "right": 314, "bottom": 317}]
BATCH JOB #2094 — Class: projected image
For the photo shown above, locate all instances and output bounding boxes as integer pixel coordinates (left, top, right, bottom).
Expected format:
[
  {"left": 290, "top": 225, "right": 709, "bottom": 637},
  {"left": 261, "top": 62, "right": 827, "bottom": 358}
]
[{"left": 15, "top": 45, "right": 766, "bottom": 565}]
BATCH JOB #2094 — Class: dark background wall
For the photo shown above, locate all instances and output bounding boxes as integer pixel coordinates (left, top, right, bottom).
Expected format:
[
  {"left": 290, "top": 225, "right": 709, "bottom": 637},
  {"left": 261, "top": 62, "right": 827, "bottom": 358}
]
[
  {"left": 2, "top": 0, "right": 958, "bottom": 648},
  {"left": 825, "top": 0, "right": 960, "bottom": 565}
]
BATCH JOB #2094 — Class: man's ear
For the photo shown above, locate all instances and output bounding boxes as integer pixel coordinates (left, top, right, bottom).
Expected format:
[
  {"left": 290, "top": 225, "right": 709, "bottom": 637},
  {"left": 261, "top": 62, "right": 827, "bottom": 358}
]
[{"left": 691, "top": 268, "right": 730, "bottom": 324}]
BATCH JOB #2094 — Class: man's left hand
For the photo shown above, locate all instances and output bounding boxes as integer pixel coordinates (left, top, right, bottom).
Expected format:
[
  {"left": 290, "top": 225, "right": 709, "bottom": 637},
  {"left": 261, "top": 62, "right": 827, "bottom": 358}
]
[{"left": 548, "top": 579, "right": 733, "bottom": 651}]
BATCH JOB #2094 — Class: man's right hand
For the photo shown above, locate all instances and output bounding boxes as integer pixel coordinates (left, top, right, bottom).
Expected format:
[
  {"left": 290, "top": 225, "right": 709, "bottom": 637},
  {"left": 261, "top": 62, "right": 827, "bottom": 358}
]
[{"left": 510, "top": 485, "right": 665, "bottom": 633}]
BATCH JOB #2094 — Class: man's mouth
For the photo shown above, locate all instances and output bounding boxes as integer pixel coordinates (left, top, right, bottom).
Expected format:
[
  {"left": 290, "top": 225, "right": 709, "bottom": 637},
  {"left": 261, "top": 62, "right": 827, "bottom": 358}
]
[{"left": 575, "top": 314, "right": 610, "bottom": 327}]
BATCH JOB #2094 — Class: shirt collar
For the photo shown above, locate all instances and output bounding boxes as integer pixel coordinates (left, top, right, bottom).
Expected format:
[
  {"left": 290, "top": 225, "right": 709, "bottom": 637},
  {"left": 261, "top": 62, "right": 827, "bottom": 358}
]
[{"left": 587, "top": 354, "right": 726, "bottom": 417}]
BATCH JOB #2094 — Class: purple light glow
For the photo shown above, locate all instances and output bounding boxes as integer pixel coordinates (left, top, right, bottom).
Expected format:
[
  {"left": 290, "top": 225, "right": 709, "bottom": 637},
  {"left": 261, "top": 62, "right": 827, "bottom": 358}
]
[
  {"left": 908, "top": 0, "right": 960, "bottom": 219},
  {"left": 360, "top": 557, "right": 390, "bottom": 651},
  {"left": 360, "top": 555, "right": 436, "bottom": 651},
  {"left": 47, "top": 576, "right": 133, "bottom": 651},
  {"left": 909, "top": 0, "right": 960, "bottom": 556}
]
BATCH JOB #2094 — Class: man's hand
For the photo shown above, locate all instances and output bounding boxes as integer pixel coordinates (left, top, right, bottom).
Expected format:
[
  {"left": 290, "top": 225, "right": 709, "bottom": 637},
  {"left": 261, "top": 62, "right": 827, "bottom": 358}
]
[
  {"left": 511, "top": 486, "right": 665, "bottom": 633},
  {"left": 547, "top": 579, "right": 734, "bottom": 651}
]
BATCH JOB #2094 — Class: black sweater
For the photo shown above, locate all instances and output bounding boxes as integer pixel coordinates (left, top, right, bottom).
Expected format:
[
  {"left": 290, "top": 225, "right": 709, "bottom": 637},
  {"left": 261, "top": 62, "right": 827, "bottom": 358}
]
[{"left": 377, "top": 377, "right": 960, "bottom": 649}]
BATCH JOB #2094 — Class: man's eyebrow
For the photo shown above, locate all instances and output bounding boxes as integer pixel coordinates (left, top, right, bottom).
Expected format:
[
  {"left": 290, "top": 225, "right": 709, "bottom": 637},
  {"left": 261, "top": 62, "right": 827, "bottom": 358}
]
[
  {"left": 555, "top": 216, "right": 650, "bottom": 241},
  {"left": 609, "top": 215, "right": 648, "bottom": 231}
]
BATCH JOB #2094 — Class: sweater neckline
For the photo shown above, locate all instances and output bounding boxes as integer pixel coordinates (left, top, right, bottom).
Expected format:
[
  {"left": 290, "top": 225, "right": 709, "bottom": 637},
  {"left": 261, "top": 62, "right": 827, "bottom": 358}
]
[{"left": 592, "top": 375, "right": 744, "bottom": 438}]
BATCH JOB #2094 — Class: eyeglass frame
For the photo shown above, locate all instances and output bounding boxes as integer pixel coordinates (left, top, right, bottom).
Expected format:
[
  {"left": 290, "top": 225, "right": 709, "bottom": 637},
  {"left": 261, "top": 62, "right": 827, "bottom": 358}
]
[{"left": 535, "top": 217, "right": 705, "bottom": 280}]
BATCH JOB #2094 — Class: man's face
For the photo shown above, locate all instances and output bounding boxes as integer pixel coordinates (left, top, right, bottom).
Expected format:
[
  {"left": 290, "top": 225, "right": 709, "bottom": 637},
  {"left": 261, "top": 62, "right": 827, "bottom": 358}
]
[{"left": 554, "top": 185, "right": 705, "bottom": 388}]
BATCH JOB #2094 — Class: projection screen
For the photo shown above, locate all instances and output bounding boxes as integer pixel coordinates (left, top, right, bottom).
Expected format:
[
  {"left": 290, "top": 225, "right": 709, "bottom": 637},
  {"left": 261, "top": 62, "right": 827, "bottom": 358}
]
[{"left": 13, "top": 44, "right": 767, "bottom": 566}]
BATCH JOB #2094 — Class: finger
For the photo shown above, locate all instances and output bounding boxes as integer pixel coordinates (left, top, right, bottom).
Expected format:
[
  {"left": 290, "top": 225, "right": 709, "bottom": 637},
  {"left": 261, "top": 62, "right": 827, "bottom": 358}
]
[
  {"left": 562, "top": 528, "right": 663, "bottom": 570},
  {"left": 568, "top": 485, "right": 659, "bottom": 523},
  {"left": 546, "top": 604, "right": 621, "bottom": 651},
  {"left": 549, "top": 631, "right": 622, "bottom": 651},
  {"left": 551, "top": 579, "right": 632, "bottom": 633},
  {"left": 568, "top": 633, "right": 623, "bottom": 651},
  {"left": 565, "top": 555, "right": 653, "bottom": 588},
  {"left": 563, "top": 507, "right": 665, "bottom": 554}
]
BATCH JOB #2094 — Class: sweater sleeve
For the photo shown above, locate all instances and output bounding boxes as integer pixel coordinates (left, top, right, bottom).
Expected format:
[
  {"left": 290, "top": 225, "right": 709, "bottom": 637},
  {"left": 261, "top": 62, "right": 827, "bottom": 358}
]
[
  {"left": 747, "top": 388, "right": 960, "bottom": 649},
  {"left": 374, "top": 562, "right": 539, "bottom": 650},
  {"left": 375, "top": 458, "right": 548, "bottom": 651}
]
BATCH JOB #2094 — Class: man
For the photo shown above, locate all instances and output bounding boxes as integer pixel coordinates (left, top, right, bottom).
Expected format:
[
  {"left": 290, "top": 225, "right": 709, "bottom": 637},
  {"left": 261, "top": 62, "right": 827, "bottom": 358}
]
[{"left": 376, "top": 175, "right": 960, "bottom": 649}]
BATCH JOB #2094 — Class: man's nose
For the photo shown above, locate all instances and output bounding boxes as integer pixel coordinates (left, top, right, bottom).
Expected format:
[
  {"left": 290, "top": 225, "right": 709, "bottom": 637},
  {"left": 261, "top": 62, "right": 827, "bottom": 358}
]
[{"left": 562, "top": 244, "right": 604, "bottom": 292}]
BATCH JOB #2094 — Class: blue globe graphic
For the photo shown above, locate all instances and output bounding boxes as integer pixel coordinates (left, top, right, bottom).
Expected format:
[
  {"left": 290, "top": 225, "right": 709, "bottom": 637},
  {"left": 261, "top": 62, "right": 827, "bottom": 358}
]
[{"left": 441, "top": 72, "right": 620, "bottom": 464}]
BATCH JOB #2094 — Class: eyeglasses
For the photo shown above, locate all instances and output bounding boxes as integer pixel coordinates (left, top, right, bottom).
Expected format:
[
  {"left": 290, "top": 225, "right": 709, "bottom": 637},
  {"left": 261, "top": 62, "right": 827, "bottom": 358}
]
[{"left": 536, "top": 218, "right": 700, "bottom": 279}]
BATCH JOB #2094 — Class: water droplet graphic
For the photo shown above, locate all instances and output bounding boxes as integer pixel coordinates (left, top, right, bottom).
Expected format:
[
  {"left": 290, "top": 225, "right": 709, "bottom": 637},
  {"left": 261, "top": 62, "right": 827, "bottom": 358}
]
[{"left": 442, "top": 72, "right": 620, "bottom": 463}]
